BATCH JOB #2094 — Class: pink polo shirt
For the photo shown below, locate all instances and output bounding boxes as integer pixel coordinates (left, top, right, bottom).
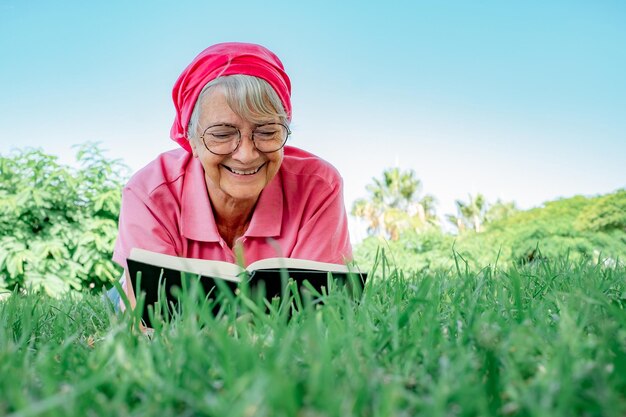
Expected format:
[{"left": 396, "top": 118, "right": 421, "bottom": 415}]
[{"left": 112, "top": 146, "right": 352, "bottom": 270}]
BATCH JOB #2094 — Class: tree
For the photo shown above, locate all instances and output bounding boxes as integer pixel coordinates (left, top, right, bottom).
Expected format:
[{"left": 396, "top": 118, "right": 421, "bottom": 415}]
[
  {"left": 575, "top": 189, "right": 626, "bottom": 232},
  {"left": 0, "top": 143, "right": 128, "bottom": 295},
  {"left": 450, "top": 193, "right": 488, "bottom": 233},
  {"left": 484, "top": 199, "right": 519, "bottom": 224},
  {"left": 351, "top": 168, "right": 437, "bottom": 240}
]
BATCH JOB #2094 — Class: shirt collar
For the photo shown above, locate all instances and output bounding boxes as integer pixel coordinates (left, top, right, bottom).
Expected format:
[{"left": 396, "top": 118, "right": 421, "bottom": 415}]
[{"left": 181, "top": 159, "right": 283, "bottom": 242}]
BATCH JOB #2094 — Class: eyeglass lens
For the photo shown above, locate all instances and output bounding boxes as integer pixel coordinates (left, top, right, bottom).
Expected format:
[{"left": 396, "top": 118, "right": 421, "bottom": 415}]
[{"left": 202, "top": 123, "right": 289, "bottom": 155}]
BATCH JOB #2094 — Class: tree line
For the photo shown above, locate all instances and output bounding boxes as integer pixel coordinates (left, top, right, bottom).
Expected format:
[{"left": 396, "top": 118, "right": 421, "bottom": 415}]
[
  {"left": 352, "top": 167, "right": 626, "bottom": 272},
  {"left": 352, "top": 167, "right": 520, "bottom": 238}
]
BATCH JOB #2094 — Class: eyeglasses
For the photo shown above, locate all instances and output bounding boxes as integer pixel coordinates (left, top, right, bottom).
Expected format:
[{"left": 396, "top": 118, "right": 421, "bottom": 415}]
[{"left": 199, "top": 122, "right": 291, "bottom": 155}]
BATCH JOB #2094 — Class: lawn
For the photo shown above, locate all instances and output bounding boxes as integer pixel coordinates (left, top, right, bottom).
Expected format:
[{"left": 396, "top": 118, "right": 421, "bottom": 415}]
[{"left": 1, "top": 256, "right": 625, "bottom": 417}]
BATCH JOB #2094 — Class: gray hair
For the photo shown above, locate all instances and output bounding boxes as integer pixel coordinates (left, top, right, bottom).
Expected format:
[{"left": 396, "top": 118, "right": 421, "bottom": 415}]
[{"left": 187, "top": 75, "right": 289, "bottom": 139}]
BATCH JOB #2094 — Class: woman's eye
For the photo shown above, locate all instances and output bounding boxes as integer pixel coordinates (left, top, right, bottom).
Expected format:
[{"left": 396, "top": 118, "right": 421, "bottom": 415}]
[
  {"left": 210, "top": 132, "right": 237, "bottom": 139},
  {"left": 255, "top": 130, "right": 278, "bottom": 139}
]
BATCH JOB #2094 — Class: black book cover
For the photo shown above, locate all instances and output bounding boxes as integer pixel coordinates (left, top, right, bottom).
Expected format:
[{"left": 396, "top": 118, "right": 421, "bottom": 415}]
[{"left": 127, "top": 258, "right": 366, "bottom": 327}]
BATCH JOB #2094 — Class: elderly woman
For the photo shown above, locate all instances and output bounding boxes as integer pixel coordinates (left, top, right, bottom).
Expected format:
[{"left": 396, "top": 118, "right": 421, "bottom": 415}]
[{"left": 110, "top": 42, "right": 352, "bottom": 309}]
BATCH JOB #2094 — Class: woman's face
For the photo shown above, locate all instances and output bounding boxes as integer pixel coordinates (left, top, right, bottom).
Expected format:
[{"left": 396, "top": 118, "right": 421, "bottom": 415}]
[{"left": 189, "top": 88, "right": 284, "bottom": 204}]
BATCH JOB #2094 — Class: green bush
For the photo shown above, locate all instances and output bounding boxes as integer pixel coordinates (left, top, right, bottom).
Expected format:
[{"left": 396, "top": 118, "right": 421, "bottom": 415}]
[
  {"left": 354, "top": 230, "right": 456, "bottom": 274},
  {"left": 462, "top": 192, "right": 626, "bottom": 266},
  {"left": 0, "top": 143, "right": 127, "bottom": 295},
  {"left": 575, "top": 189, "right": 626, "bottom": 232}
]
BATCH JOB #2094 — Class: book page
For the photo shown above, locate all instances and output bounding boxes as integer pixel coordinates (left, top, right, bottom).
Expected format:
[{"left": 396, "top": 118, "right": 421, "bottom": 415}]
[
  {"left": 128, "top": 248, "right": 244, "bottom": 282},
  {"left": 247, "top": 257, "right": 352, "bottom": 273}
]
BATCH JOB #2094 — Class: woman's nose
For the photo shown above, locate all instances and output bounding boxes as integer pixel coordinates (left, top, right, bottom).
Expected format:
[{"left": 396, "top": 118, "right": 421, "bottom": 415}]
[{"left": 232, "top": 132, "right": 260, "bottom": 162}]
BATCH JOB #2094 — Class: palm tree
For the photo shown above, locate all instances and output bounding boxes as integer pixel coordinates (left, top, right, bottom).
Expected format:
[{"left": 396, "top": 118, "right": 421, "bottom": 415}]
[
  {"left": 352, "top": 197, "right": 384, "bottom": 236},
  {"left": 445, "top": 213, "right": 466, "bottom": 234},
  {"left": 452, "top": 193, "right": 488, "bottom": 233},
  {"left": 351, "top": 167, "right": 437, "bottom": 240}
]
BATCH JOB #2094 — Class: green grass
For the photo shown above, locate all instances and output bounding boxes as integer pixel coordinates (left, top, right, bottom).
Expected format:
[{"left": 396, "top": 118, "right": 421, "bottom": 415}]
[{"left": 1, "top": 256, "right": 625, "bottom": 417}]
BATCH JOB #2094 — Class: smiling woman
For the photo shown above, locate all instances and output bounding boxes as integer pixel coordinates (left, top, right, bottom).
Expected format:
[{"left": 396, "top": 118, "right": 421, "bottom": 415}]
[{"left": 109, "top": 42, "right": 352, "bottom": 310}]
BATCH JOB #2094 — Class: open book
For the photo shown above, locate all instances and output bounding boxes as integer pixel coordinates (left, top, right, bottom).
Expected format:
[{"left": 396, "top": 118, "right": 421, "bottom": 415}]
[{"left": 127, "top": 248, "right": 367, "bottom": 325}]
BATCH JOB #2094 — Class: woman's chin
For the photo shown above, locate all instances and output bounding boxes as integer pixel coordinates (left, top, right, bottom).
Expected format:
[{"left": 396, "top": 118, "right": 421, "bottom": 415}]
[{"left": 220, "top": 180, "right": 265, "bottom": 202}]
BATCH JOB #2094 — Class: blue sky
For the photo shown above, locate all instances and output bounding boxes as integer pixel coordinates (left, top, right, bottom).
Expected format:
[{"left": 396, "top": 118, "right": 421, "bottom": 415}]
[{"left": 1, "top": 0, "right": 625, "bottom": 241}]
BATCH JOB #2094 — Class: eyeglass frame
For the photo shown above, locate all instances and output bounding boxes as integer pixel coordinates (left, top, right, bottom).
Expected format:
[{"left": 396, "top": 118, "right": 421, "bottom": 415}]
[{"left": 199, "top": 122, "right": 291, "bottom": 155}]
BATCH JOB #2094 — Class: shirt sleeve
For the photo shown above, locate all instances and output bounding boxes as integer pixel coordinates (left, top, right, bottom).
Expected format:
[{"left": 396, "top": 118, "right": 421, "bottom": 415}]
[
  {"left": 289, "top": 176, "right": 353, "bottom": 264},
  {"left": 112, "top": 186, "right": 180, "bottom": 270}
]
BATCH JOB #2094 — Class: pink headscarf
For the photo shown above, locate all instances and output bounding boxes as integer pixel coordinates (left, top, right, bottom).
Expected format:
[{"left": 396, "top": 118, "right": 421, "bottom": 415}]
[{"left": 170, "top": 42, "right": 292, "bottom": 152}]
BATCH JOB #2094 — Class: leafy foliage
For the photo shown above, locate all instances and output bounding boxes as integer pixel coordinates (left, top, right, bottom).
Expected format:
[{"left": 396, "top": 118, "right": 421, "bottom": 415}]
[
  {"left": 575, "top": 189, "right": 626, "bottom": 232},
  {"left": 457, "top": 191, "right": 626, "bottom": 266},
  {"left": 355, "top": 190, "right": 626, "bottom": 273},
  {"left": 450, "top": 193, "right": 489, "bottom": 233},
  {"left": 355, "top": 230, "right": 455, "bottom": 274},
  {"left": 352, "top": 168, "right": 438, "bottom": 240},
  {"left": 0, "top": 143, "right": 127, "bottom": 294},
  {"left": 484, "top": 199, "right": 519, "bottom": 224},
  {"left": 447, "top": 194, "right": 519, "bottom": 234}
]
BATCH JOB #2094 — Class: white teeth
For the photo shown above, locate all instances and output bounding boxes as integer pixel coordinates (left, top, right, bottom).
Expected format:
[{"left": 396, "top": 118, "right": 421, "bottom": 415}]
[{"left": 227, "top": 165, "right": 263, "bottom": 175}]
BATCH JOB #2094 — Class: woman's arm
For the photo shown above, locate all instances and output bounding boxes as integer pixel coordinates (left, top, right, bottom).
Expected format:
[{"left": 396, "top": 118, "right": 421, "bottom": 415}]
[
  {"left": 290, "top": 177, "right": 352, "bottom": 264},
  {"left": 113, "top": 186, "right": 180, "bottom": 311}
]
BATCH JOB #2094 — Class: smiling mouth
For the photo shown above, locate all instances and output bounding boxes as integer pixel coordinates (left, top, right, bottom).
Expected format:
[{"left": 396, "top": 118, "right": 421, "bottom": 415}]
[{"left": 223, "top": 163, "right": 265, "bottom": 176}]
